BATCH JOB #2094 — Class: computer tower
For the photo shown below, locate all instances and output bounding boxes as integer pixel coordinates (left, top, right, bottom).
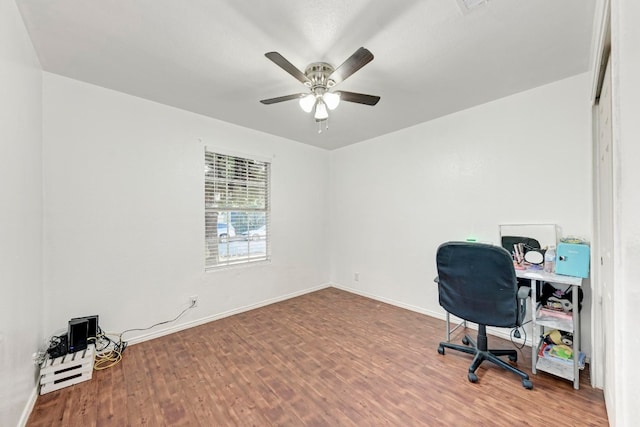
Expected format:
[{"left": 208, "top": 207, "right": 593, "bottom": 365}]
[
  {"left": 68, "top": 318, "right": 89, "bottom": 353},
  {"left": 71, "top": 315, "right": 99, "bottom": 339}
]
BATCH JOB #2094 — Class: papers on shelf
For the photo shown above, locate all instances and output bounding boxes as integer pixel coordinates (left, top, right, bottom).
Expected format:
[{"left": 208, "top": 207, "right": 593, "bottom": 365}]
[
  {"left": 538, "top": 342, "right": 585, "bottom": 370},
  {"left": 537, "top": 307, "right": 572, "bottom": 322},
  {"left": 536, "top": 307, "right": 574, "bottom": 332}
]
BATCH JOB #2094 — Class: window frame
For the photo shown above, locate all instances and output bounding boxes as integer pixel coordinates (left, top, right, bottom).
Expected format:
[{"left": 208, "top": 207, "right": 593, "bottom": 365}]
[{"left": 204, "top": 148, "right": 271, "bottom": 271}]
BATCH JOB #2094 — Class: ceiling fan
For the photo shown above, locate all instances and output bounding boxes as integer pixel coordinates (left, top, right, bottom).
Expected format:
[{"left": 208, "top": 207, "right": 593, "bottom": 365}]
[{"left": 260, "top": 47, "right": 381, "bottom": 130}]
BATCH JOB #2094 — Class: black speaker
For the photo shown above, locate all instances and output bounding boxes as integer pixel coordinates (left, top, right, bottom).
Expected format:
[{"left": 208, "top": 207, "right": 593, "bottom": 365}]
[{"left": 68, "top": 318, "right": 89, "bottom": 353}]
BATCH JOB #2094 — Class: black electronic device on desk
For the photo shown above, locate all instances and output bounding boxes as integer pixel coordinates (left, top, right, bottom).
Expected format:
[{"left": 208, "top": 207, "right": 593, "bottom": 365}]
[
  {"left": 47, "top": 335, "right": 68, "bottom": 358},
  {"left": 45, "top": 315, "right": 99, "bottom": 357},
  {"left": 68, "top": 315, "right": 99, "bottom": 353}
]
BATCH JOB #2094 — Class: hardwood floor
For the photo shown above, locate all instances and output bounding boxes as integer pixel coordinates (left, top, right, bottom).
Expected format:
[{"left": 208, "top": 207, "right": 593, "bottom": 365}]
[{"left": 27, "top": 288, "right": 609, "bottom": 426}]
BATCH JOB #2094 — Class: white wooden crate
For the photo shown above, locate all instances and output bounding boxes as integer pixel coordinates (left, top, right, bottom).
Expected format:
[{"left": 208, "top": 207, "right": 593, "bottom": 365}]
[{"left": 39, "top": 344, "right": 95, "bottom": 395}]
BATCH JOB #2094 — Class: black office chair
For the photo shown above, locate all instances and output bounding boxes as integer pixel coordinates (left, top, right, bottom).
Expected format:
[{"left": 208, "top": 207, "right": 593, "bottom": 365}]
[{"left": 435, "top": 241, "right": 533, "bottom": 389}]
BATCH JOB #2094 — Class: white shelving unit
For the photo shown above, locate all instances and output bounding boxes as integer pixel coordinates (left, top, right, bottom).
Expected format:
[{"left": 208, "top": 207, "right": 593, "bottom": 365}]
[
  {"left": 39, "top": 344, "right": 95, "bottom": 394},
  {"left": 516, "top": 269, "right": 583, "bottom": 389}
]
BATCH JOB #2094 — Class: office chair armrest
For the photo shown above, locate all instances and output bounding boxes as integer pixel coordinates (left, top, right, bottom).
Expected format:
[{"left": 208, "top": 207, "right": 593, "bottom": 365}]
[
  {"left": 516, "top": 286, "right": 530, "bottom": 324},
  {"left": 517, "top": 286, "right": 530, "bottom": 300}
]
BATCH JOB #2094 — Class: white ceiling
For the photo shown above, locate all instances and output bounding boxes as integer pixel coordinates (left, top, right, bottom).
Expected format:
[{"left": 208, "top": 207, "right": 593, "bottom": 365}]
[{"left": 17, "top": 0, "right": 597, "bottom": 150}]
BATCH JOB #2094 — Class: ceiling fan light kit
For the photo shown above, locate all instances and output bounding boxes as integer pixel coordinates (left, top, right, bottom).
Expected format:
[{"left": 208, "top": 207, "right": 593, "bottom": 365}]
[
  {"left": 314, "top": 100, "right": 329, "bottom": 121},
  {"left": 260, "top": 47, "right": 381, "bottom": 132},
  {"left": 323, "top": 92, "right": 340, "bottom": 110},
  {"left": 299, "top": 94, "right": 316, "bottom": 113}
]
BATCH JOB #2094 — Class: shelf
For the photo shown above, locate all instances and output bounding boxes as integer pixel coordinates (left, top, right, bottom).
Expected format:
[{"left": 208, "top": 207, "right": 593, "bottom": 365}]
[
  {"left": 535, "top": 341, "right": 585, "bottom": 382},
  {"left": 535, "top": 307, "right": 574, "bottom": 332},
  {"left": 40, "top": 344, "right": 95, "bottom": 394},
  {"left": 518, "top": 269, "right": 583, "bottom": 389},
  {"left": 516, "top": 269, "right": 582, "bottom": 287},
  {"left": 536, "top": 355, "right": 575, "bottom": 381}
]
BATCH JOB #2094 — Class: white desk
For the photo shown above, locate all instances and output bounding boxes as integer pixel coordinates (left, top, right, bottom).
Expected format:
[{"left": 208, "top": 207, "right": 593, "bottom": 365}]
[{"left": 516, "top": 268, "right": 583, "bottom": 389}]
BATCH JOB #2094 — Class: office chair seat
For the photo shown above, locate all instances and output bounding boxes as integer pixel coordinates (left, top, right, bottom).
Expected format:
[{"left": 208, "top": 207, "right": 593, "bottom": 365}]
[{"left": 435, "top": 241, "right": 533, "bottom": 390}]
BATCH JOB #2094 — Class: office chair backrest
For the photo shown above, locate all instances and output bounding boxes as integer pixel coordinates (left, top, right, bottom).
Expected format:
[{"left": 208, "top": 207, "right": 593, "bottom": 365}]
[{"left": 436, "top": 242, "right": 519, "bottom": 328}]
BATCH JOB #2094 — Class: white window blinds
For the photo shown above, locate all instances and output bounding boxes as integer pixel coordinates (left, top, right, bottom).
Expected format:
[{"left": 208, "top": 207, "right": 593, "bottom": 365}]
[{"left": 205, "top": 150, "right": 270, "bottom": 269}]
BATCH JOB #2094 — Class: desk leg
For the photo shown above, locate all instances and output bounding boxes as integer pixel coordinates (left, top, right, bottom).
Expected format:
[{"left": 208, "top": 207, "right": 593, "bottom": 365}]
[
  {"left": 445, "top": 312, "right": 466, "bottom": 342},
  {"left": 573, "top": 284, "right": 580, "bottom": 389},
  {"left": 531, "top": 279, "right": 538, "bottom": 374}
]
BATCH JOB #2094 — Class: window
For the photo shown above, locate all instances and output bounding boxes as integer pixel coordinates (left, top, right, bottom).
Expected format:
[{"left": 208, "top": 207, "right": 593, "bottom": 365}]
[{"left": 205, "top": 149, "right": 270, "bottom": 269}]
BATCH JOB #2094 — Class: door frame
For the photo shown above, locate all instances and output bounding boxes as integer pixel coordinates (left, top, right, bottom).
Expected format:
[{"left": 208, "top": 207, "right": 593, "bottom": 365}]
[{"left": 589, "top": 0, "right": 611, "bottom": 390}]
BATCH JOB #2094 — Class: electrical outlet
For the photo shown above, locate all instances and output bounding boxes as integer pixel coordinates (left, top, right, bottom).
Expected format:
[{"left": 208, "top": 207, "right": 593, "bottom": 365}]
[
  {"left": 32, "top": 351, "right": 45, "bottom": 365},
  {"left": 190, "top": 295, "right": 198, "bottom": 307},
  {"left": 354, "top": 272, "right": 360, "bottom": 282}
]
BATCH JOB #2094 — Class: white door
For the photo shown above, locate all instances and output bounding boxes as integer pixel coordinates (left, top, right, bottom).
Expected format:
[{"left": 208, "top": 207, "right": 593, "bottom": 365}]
[{"left": 596, "top": 56, "right": 615, "bottom": 413}]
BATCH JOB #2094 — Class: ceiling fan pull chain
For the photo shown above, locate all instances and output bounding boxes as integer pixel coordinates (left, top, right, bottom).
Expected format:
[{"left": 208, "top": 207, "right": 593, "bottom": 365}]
[{"left": 318, "top": 121, "right": 322, "bottom": 134}]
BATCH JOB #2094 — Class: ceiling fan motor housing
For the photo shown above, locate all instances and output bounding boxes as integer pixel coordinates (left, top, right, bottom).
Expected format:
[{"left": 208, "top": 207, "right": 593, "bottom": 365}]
[{"left": 304, "top": 62, "right": 336, "bottom": 95}]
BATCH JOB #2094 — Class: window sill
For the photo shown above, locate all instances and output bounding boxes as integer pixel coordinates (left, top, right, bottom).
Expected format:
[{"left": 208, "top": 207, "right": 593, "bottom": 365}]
[{"left": 205, "top": 258, "right": 272, "bottom": 273}]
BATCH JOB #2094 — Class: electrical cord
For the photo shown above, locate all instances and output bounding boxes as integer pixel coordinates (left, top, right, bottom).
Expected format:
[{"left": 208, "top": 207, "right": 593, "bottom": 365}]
[
  {"left": 92, "top": 301, "right": 196, "bottom": 371},
  {"left": 510, "top": 320, "right": 530, "bottom": 355},
  {"left": 91, "top": 327, "right": 127, "bottom": 370},
  {"left": 119, "top": 301, "right": 195, "bottom": 339},
  {"left": 39, "top": 303, "right": 196, "bottom": 371}
]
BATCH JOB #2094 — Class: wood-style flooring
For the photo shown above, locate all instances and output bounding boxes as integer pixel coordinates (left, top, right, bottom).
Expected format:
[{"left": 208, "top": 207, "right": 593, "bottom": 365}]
[{"left": 27, "top": 287, "right": 609, "bottom": 426}]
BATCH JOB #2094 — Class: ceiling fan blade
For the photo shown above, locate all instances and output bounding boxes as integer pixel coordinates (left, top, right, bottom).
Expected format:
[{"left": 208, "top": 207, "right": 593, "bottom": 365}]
[
  {"left": 329, "top": 47, "right": 374, "bottom": 85},
  {"left": 335, "top": 91, "right": 380, "bottom": 106},
  {"left": 260, "top": 94, "right": 305, "bottom": 105},
  {"left": 265, "top": 52, "right": 310, "bottom": 85}
]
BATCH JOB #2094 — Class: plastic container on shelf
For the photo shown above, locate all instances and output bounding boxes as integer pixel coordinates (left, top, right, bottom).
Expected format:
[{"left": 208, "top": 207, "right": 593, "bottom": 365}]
[{"left": 544, "top": 246, "right": 556, "bottom": 273}]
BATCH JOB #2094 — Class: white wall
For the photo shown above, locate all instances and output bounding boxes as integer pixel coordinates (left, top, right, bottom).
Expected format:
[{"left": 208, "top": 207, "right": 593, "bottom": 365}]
[
  {"left": 611, "top": 0, "right": 640, "bottom": 423},
  {"left": 42, "top": 73, "right": 330, "bottom": 343},
  {"left": 329, "top": 74, "right": 593, "bottom": 354},
  {"left": 0, "top": 0, "right": 43, "bottom": 425}
]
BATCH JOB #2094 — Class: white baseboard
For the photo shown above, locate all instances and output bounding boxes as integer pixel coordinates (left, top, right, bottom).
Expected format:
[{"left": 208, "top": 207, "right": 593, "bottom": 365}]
[
  {"left": 330, "top": 282, "right": 532, "bottom": 347},
  {"left": 17, "top": 385, "right": 39, "bottom": 427},
  {"left": 331, "top": 282, "right": 443, "bottom": 317},
  {"left": 125, "top": 282, "right": 528, "bottom": 348},
  {"left": 126, "top": 283, "right": 331, "bottom": 346}
]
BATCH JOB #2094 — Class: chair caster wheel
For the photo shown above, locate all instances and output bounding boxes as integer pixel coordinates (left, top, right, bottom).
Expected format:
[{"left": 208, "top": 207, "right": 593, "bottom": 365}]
[
  {"left": 508, "top": 354, "right": 517, "bottom": 362},
  {"left": 462, "top": 336, "right": 470, "bottom": 345},
  {"left": 468, "top": 372, "right": 478, "bottom": 383},
  {"left": 437, "top": 345, "right": 445, "bottom": 355},
  {"left": 522, "top": 379, "right": 533, "bottom": 390}
]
